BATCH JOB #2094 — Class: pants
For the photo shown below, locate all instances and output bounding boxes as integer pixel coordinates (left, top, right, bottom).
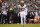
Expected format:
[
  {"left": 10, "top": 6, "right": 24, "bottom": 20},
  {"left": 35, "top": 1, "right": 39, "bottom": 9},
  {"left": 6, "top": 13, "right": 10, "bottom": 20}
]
[
  {"left": 26, "top": 18, "right": 29, "bottom": 23},
  {"left": 7, "top": 13, "right": 10, "bottom": 24},
  {"left": 20, "top": 14, "right": 26, "bottom": 25},
  {"left": 2, "top": 14, "right": 7, "bottom": 24}
]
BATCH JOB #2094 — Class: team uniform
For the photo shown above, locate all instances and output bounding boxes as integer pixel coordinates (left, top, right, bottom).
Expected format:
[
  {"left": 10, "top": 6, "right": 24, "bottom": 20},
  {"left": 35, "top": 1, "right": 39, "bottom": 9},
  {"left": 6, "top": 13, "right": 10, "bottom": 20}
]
[
  {"left": 1, "top": 9, "right": 7, "bottom": 24},
  {"left": 1, "top": 10, "right": 7, "bottom": 15},
  {"left": 18, "top": 4, "right": 28, "bottom": 25}
]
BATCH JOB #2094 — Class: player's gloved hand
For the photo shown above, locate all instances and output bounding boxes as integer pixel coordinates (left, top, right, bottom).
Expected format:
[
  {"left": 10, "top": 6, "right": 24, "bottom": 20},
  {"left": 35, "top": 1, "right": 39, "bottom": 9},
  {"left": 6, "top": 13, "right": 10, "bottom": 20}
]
[{"left": 18, "top": 13, "right": 20, "bottom": 17}]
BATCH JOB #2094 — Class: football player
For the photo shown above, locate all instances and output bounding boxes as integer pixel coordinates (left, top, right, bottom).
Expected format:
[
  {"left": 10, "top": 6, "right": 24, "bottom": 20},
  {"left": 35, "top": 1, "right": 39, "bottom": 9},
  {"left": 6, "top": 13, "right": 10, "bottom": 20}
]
[{"left": 18, "top": 1, "right": 28, "bottom": 26}]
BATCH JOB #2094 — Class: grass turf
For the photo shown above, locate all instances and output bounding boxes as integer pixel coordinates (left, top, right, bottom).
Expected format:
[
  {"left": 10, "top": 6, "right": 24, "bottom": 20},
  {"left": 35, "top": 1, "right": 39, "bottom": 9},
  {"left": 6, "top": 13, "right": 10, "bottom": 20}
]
[{"left": 0, "top": 24, "right": 40, "bottom": 27}]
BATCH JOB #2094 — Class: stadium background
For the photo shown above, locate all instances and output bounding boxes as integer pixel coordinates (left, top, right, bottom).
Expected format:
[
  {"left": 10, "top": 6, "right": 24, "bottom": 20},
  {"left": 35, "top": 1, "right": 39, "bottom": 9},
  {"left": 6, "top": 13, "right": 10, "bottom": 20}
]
[
  {"left": 0, "top": 0, "right": 40, "bottom": 24},
  {"left": 0, "top": 0, "right": 40, "bottom": 27}
]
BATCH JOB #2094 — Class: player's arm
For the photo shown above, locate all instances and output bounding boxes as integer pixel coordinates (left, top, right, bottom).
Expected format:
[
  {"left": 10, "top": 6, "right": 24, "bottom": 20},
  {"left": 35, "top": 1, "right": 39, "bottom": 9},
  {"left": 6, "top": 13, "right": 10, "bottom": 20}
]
[
  {"left": 17, "top": 5, "right": 20, "bottom": 13},
  {"left": 17, "top": 5, "right": 20, "bottom": 16},
  {"left": 25, "top": 4, "right": 28, "bottom": 14},
  {"left": 18, "top": 8, "right": 20, "bottom": 13},
  {"left": 18, "top": 8, "right": 20, "bottom": 16}
]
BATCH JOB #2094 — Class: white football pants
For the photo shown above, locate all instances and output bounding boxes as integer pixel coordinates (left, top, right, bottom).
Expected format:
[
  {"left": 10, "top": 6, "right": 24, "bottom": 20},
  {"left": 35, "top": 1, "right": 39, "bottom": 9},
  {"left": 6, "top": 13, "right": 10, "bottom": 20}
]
[{"left": 20, "top": 13, "right": 26, "bottom": 25}]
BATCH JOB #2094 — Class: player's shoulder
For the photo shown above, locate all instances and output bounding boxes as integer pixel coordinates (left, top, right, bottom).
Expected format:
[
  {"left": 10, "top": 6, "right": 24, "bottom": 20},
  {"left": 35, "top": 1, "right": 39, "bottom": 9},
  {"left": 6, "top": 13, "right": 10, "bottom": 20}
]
[
  {"left": 17, "top": 4, "right": 21, "bottom": 8},
  {"left": 17, "top": 4, "right": 20, "bottom": 6}
]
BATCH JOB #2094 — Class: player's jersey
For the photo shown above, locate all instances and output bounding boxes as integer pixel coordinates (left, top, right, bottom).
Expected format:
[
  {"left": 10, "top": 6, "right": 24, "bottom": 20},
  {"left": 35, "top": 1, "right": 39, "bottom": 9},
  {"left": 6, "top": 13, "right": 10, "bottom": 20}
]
[
  {"left": 18, "top": 4, "right": 27, "bottom": 11},
  {"left": 1, "top": 10, "right": 7, "bottom": 15},
  {"left": 18, "top": 4, "right": 28, "bottom": 15}
]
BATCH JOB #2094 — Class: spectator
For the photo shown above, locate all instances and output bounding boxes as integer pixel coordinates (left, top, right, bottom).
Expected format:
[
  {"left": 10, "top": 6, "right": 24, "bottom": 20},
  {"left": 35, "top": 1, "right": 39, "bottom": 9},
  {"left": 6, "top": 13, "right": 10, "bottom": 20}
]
[
  {"left": 27, "top": 12, "right": 34, "bottom": 23},
  {"left": 0, "top": 1, "right": 2, "bottom": 8},
  {"left": 34, "top": 12, "right": 38, "bottom": 23},
  {"left": 38, "top": 11, "right": 40, "bottom": 21},
  {"left": 0, "top": 8, "right": 1, "bottom": 22},
  {"left": 1, "top": 9, "right": 7, "bottom": 24}
]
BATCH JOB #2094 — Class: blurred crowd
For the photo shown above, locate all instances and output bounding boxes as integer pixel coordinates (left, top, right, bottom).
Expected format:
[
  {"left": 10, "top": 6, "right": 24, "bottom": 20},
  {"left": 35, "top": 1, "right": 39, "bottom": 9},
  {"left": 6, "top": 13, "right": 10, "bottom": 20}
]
[{"left": 0, "top": 0, "right": 40, "bottom": 24}]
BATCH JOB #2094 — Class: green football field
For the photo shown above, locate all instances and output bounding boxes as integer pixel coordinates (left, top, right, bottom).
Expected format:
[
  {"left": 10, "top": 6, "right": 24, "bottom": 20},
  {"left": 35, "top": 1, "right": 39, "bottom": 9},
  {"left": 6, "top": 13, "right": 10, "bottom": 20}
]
[{"left": 0, "top": 24, "right": 40, "bottom": 27}]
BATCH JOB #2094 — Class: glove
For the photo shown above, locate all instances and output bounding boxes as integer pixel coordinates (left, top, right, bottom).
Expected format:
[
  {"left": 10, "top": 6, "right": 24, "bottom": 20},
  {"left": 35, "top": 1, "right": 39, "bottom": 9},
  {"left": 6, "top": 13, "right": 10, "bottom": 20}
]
[{"left": 18, "top": 12, "right": 20, "bottom": 17}]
